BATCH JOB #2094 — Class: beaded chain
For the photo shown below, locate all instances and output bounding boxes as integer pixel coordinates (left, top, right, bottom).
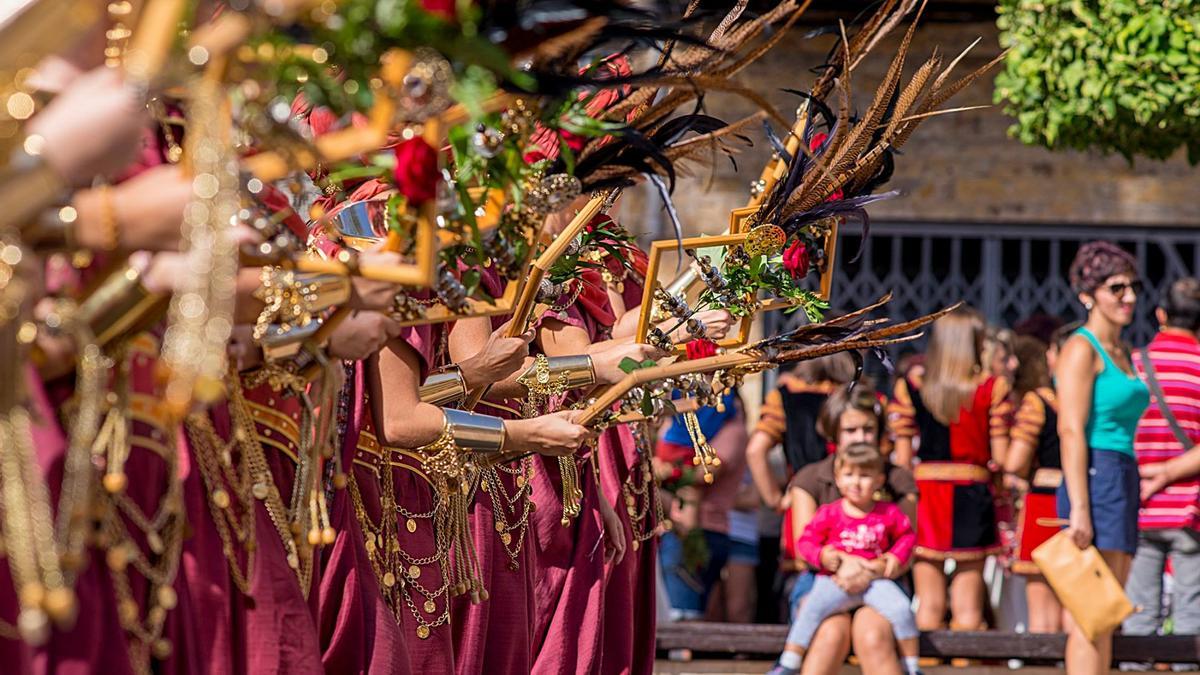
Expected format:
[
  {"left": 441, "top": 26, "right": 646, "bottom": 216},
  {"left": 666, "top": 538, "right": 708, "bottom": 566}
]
[
  {"left": 517, "top": 354, "right": 580, "bottom": 524},
  {"left": 622, "top": 421, "right": 669, "bottom": 551}
]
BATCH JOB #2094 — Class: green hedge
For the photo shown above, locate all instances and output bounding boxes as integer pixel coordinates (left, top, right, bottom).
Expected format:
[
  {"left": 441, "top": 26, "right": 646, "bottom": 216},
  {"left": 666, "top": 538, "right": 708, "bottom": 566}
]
[{"left": 994, "top": 0, "right": 1200, "bottom": 164}]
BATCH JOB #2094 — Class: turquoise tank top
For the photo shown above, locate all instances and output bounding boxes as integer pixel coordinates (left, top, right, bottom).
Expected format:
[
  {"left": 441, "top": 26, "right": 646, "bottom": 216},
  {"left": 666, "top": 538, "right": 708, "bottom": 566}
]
[{"left": 1076, "top": 327, "right": 1149, "bottom": 455}]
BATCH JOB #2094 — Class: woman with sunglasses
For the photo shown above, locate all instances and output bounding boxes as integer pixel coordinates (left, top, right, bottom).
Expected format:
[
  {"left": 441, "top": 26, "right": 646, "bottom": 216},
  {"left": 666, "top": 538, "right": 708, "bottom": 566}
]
[{"left": 1056, "top": 241, "right": 1149, "bottom": 674}]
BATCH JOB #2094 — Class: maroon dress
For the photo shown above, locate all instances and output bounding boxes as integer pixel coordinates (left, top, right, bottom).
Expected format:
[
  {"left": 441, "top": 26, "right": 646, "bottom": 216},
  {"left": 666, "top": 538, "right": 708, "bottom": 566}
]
[
  {"left": 529, "top": 273, "right": 613, "bottom": 675},
  {"left": 596, "top": 256, "right": 656, "bottom": 675},
  {"left": 451, "top": 269, "right": 538, "bottom": 675}
]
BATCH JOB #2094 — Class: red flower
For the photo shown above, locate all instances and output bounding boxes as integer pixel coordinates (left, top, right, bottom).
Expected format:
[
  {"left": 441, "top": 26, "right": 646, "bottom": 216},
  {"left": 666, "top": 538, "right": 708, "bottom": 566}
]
[
  {"left": 685, "top": 338, "right": 718, "bottom": 361},
  {"left": 782, "top": 240, "right": 810, "bottom": 281},
  {"left": 420, "top": 0, "right": 456, "bottom": 19},
  {"left": 392, "top": 137, "right": 439, "bottom": 206},
  {"left": 808, "top": 132, "right": 844, "bottom": 202}
]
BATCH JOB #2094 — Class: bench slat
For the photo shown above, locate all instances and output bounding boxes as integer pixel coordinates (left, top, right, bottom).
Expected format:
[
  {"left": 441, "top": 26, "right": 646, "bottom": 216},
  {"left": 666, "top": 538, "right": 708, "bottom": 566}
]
[{"left": 656, "top": 623, "right": 1200, "bottom": 664}]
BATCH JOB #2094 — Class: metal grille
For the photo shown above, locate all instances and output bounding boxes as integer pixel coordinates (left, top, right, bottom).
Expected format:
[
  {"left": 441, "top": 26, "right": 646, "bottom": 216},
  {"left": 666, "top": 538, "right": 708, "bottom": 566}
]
[{"left": 764, "top": 221, "right": 1200, "bottom": 375}]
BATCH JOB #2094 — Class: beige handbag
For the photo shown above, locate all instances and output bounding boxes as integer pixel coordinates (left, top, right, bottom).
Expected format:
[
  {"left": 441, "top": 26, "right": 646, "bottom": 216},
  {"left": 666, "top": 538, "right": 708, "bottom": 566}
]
[{"left": 1032, "top": 530, "right": 1134, "bottom": 640}]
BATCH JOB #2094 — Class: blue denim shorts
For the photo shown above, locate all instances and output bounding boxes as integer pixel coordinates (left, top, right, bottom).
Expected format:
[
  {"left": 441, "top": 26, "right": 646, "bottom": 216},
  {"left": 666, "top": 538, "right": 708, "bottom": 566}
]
[
  {"left": 1056, "top": 448, "right": 1140, "bottom": 554},
  {"left": 728, "top": 538, "right": 759, "bottom": 566}
]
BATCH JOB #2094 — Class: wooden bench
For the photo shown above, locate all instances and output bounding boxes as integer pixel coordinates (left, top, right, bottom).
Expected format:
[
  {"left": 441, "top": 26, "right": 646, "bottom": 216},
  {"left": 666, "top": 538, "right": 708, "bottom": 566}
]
[{"left": 656, "top": 622, "right": 1200, "bottom": 666}]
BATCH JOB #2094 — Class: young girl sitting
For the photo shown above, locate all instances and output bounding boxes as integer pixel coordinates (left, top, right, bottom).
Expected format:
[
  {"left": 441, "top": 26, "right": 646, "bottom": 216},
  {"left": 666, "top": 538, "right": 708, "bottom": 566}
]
[{"left": 768, "top": 444, "right": 920, "bottom": 675}]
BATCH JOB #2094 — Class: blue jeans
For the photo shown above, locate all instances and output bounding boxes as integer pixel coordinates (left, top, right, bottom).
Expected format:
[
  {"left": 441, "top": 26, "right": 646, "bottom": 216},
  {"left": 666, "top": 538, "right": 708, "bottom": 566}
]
[
  {"left": 786, "top": 575, "right": 918, "bottom": 648},
  {"left": 659, "top": 529, "right": 731, "bottom": 618}
]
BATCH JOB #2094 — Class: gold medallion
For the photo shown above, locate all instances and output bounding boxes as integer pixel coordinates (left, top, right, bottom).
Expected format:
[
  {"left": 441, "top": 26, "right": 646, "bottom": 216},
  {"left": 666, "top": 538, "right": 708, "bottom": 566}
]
[
  {"left": 383, "top": 572, "right": 396, "bottom": 588},
  {"left": 500, "top": 533, "right": 512, "bottom": 546},
  {"left": 408, "top": 565, "right": 421, "bottom": 579},
  {"left": 744, "top": 224, "right": 786, "bottom": 257},
  {"left": 406, "top": 518, "right": 417, "bottom": 533},
  {"left": 416, "top": 625, "right": 430, "bottom": 639},
  {"left": 424, "top": 599, "right": 437, "bottom": 614},
  {"left": 252, "top": 482, "right": 269, "bottom": 500},
  {"left": 494, "top": 520, "right": 504, "bottom": 533}
]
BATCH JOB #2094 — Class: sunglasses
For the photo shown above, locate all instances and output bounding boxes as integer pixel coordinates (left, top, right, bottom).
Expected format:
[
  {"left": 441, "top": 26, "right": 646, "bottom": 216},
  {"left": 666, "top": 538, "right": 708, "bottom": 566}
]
[{"left": 1102, "top": 280, "right": 1144, "bottom": 297}]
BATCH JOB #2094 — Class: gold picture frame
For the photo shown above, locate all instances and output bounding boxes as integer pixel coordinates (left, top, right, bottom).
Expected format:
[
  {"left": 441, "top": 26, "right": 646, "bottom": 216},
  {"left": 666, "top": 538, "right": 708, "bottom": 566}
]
[{"left": 635, "top": 222, "right": 839, "bottom": 354}]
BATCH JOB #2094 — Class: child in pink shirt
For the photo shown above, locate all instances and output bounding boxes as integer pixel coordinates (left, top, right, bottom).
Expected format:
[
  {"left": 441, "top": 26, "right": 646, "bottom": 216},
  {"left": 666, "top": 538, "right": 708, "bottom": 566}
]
[{"left": 768, "top": 444, "right": 919, "bottom": 675}]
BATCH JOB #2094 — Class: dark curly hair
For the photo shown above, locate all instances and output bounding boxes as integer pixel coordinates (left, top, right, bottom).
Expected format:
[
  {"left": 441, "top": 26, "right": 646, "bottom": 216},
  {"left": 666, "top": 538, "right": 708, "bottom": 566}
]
[{"left": 1069, "top": 241, "right": 1137, "bottom": 295}]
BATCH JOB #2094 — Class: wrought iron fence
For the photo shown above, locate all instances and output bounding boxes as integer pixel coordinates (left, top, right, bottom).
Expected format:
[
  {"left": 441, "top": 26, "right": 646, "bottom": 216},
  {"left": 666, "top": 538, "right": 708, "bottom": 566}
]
[{"left": 763, "top": 221, "right": 1200, "bottom": 381}]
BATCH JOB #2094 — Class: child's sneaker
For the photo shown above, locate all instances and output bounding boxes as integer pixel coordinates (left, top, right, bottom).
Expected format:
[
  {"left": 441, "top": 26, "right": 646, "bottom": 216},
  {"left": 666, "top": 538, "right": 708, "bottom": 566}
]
[{"left": 765, "top": 664, "right": 798, "bottom": 675}]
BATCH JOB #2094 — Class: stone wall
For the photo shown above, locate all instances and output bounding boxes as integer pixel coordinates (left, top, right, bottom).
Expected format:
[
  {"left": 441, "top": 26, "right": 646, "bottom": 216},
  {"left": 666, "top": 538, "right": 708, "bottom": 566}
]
[{"left": 614, "top": 19, "right": 1200, "bottom": 243}]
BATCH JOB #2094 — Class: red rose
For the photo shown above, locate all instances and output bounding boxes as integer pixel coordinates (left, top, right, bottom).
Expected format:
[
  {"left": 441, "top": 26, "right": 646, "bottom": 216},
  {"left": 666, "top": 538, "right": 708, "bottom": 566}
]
[
  {"left": 559, "top": 129, "right": 587, "bottom": 153},
  {"left": 420, "top": 0, "right": 456, "bottom": 19},
  {"left": 808, "top": 132, "right": 844, "bottom": 202},
  {"left": 392, "top": 137, "right": 439, "bottom": 206},
  {"left": 685, "top": 338, "right": 718, "bottom": 361},
  {"left": 782, "top": 240, "right": 809, "bottom": 281}
]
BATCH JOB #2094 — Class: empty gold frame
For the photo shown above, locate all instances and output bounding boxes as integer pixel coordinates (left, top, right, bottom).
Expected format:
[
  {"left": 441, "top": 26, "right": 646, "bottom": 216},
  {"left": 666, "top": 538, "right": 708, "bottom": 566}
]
[
  {"left": 636, "top": 234, "right": 755, "bottom": 356},
  {"left": 636, "top": 224, "right": 838, "bottom": 354}
]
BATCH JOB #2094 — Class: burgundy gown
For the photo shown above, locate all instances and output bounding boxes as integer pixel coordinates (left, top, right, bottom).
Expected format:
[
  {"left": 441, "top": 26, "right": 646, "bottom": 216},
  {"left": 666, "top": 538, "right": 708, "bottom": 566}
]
[{"left": 451, "top": 269, "right": 538, "bottom": 675}]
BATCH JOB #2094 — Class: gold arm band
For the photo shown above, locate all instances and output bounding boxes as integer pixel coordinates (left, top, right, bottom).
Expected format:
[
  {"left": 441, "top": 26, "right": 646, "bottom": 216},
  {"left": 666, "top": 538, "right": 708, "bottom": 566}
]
[
  {"left": 253, "top": 268, "right": 351, "bottom": 342},
  {"left": 75, "top": 265, "right": 169, "bottom": 347},
  {"left": 443, "top": 408, "right": 506, "bottom": 455},
  {"left": 0, "top": 140, "right": 68, "bottom": 231},
  {"left": 258, "top": 320, "right": 323, "bottom": 361},
  {"left": 518, "top": 354, "right": 596, "bottom": 392},
  {"left": 27, "top": 203, "right": 78, "bottom": 251},
  {"left": 419, "top": 366, "right": 468, "bottom": 406},
  {"left": 297, "top": 272, "right": 353, "bottom": 312}
]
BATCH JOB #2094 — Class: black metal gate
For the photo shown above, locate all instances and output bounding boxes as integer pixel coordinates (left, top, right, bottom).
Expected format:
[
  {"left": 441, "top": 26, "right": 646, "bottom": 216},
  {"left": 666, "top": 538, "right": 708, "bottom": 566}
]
[{"left": 765, "top": 221, "right": 1200, "bottom": 362}]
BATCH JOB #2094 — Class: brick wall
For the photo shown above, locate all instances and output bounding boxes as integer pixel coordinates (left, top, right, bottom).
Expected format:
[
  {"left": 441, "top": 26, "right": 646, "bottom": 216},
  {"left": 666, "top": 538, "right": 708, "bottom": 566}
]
[{"left": 614, "top": 19, "right": 1200, "bottom": 243}]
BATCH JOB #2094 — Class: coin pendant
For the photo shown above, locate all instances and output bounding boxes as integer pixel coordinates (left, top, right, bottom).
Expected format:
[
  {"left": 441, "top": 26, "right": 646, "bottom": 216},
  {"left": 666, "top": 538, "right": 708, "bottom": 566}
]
[
  {"left": 383, "top": 572, "right": 396, "bottom": 588},
  {"left": 408, "top": 565, "right": 421, "bottom": 579},
  {"left": 406, "top": 519, "right": 417, "bottom": 533},
  {"left": 416, "top": 625, "right": 430, "bottom": 639},
  {"left": 500, "top": 533, "right": 512, "bottom": 546},
  {"left": 424, "top": 600, "right": 437, "bottom": 614},
  {"left": 252, "top": 482, "right": 269, "bottom": 500},
  {"left": 494, "top": 521, "right": 504, "bottom": 533}
]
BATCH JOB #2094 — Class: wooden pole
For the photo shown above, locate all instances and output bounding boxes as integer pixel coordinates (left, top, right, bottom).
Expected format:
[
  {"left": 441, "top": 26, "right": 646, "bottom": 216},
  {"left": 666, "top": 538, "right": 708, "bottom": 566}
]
[{"left": 461, "top": 194, "right": 607, "bottom": 410}]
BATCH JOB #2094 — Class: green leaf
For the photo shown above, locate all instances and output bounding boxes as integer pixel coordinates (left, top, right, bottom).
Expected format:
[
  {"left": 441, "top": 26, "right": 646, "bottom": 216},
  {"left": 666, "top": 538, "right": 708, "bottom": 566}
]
[
  {"left": 619, "top": 357, "right": 642, "bottom": 374},
  {"left": 641, "top": 392, "right": 654, "bottom": 417}
]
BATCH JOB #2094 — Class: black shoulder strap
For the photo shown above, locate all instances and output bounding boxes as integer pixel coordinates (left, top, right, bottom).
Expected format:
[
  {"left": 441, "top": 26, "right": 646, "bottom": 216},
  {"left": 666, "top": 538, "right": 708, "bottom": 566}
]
[{"left": 1141, "top": 346, "right": 1192, "bottom": 450}]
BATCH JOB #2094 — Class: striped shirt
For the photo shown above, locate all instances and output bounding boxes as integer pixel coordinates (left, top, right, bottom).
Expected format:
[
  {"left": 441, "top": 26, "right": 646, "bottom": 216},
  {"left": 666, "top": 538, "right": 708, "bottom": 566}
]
[{"left": 1133, "top": 331, "right": 1200, "bottom": 531}]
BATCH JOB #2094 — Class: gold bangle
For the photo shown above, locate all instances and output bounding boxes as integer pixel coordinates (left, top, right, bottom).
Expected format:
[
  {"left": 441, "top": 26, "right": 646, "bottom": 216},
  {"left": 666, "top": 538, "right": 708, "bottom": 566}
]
[
  {"left": 419, "top": 366, "right": 468, "bottom": 406},
  {"left": 517, "top": 354, "right": 595, "bottom": 392},
  {"left": 75, "top": 264, "right": 169, "bottom": 346},
  {"left": 96, "top": 184, "right": 120, "bottom": 251},
  {"left": 252, "top": 268, "right": 349, "bottom": 341},
  {"left": 28, "top": 203, "right": 78, "bottom": 251},
  {"left": 0, "top": 136, "right": 69, "bottom": 231},
  {"left": 443, "top": 408, "right": 506, "bottom": 455}
]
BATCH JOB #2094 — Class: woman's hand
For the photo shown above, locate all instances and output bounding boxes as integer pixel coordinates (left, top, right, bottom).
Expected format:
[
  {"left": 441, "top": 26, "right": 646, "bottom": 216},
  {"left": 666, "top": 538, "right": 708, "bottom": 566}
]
[
  {"left": 598, "top": 494, "right": 627, "bottom": 565},
  {"left": 588, "top": 341, "right": 667, "bottom": 384},
  {"left": 1066, "top": 508, "right": 1094, "bottom": 550},
  {"left": 27, "top": 67, "right": 147, "bottom": 185},
  {"left": 458, "top": 321, "right": 533, "bottom": 390},
  {"left": 347, "top": 250, "right": 408, "bottom": 310},
  {"left": 328, "top": 311, "right": 403, "bottom": 360},
  {"left": 1139, "top": 462, "right": 1174, "bottom": 502},
  {"left": 504, "top": 410, "right": 594, "bottom": 457},
  {"left": 661, "top": 309, "right": 736, "bottom": 344}
]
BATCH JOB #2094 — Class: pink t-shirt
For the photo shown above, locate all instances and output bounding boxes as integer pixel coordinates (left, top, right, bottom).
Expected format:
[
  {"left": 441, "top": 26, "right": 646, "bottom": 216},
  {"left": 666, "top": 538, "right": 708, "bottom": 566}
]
[{"left": 796, "top": 499, "right": 915, "bottom": 573}]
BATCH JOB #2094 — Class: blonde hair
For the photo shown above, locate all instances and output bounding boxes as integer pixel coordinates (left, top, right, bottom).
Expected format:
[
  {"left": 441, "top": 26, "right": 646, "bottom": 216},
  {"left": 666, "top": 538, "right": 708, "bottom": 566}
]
[{"left": 922, "top": 305, "right": 985, "bottom": 426}]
